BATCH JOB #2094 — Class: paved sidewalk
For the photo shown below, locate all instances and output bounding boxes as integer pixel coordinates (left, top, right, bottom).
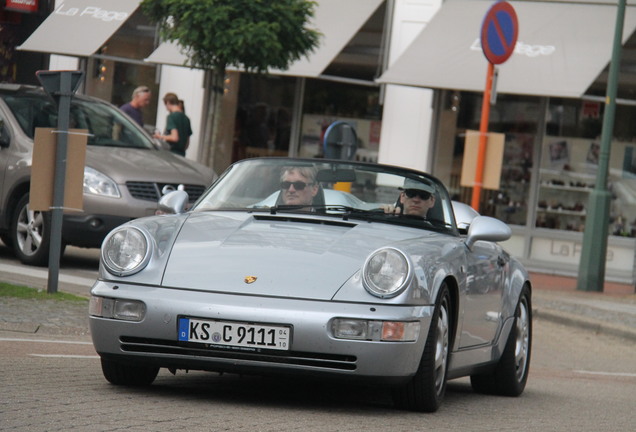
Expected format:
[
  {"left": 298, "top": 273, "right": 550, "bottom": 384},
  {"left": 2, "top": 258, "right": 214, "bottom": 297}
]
[
  {"left": 1, "top": 268, "right": 635, "bottom": 341},
  {"left": 530, "top": 272, "right": 636, "bottom": 342},
  {"left": 0, "top": 296, "right": 90, "bottom": 337}
]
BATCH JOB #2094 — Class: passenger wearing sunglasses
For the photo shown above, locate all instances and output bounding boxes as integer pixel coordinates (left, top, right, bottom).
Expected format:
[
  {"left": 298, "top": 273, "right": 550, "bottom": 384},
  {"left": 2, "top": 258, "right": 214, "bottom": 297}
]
[
  {"left": 382, "top": 178, "right": 436, "bottom": 218},
  {"left": 280, "top": 166, "right": 319, "bottom": 207}
]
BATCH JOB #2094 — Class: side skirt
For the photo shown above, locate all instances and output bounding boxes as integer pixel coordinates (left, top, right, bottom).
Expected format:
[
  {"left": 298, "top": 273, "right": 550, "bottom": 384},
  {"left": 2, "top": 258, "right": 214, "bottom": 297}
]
[{"left": 446, "top": 317, "right": 514, "bottom": 380}]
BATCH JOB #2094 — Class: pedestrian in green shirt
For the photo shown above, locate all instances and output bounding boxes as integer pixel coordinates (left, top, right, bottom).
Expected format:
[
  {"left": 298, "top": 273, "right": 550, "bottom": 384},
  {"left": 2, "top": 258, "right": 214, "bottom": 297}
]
[{"left": 154, "top": 92, "right": 192, "bottom": 156}]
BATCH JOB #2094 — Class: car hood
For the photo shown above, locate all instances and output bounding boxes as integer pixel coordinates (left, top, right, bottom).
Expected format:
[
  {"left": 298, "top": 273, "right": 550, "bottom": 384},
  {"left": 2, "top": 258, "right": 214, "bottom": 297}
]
[
  {"left": 161, "top": 212, "right": 433, "bottom": 300},
  {"left": 85, "top": 146, "right": 214, "bottom": 185}
]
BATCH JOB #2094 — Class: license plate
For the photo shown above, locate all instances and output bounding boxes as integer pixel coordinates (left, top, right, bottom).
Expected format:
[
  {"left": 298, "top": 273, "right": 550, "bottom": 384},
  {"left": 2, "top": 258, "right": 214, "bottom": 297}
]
[{"left": 178, "top": 317, "right": 291, "bottom": 351}]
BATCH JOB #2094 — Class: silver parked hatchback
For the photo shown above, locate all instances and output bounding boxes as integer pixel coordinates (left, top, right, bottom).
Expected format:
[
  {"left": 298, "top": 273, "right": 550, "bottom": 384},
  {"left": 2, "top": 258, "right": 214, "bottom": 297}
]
[{"left": 0, "top": 83, "right": 216, "bottom": 265}]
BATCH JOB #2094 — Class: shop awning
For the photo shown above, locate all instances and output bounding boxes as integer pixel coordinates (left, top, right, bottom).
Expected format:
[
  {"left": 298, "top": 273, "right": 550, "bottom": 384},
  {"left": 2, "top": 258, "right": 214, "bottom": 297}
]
[
  {"left": 377, "top": 0, "right": 636, "bottom": 98},
  {"left": 17, "top": 0, "right": 141, "bottom": 57},
  {"left": 144, "top": 0, "right": 384, "bottom": 77},
  {"left": 145, "top": 41, "right": 191, "bottom": 68}
]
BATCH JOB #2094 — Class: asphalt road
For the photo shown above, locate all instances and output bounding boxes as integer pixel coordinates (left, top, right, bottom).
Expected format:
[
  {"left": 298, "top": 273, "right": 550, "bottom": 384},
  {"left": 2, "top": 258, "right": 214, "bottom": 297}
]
[{"left": 1, "top": 317, "right": 635, "bottom": 431}]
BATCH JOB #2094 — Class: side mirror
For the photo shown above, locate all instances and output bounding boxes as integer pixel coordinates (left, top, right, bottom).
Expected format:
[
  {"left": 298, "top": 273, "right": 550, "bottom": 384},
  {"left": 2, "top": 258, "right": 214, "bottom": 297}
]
[
  {"left": 465, "top": 216, "right": 511, "bottom": 250},
  {"left": 158, "top": 190, "right": 189, "bottom": 215},
  {"left": 452, "top": 201, "right": 480, "bottom": 234}
]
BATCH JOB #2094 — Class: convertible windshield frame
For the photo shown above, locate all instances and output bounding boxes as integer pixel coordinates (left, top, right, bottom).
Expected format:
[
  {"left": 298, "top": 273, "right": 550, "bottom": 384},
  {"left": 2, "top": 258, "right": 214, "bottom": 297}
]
[{"left": 192, "top": 158, "right": 459, "bottom": 235}]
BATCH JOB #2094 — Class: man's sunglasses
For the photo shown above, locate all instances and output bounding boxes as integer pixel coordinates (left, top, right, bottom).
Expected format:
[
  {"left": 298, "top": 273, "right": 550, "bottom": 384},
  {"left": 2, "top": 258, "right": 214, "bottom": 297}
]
[
  {"left": 281, "top": 181, "right": 314, "bottom": 191},
  {"left": 403, "top": 189, "right": 432, "bottom": 200}
]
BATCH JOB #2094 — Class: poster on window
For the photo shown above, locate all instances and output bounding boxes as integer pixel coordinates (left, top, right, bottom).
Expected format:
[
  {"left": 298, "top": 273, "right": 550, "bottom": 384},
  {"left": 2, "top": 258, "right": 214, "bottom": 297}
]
[
  {"left": 548, "top": 140, "right": 569, "bottom": 167},
  {"left": 586, "top": 142, "right": 600, "bottom": 165}
]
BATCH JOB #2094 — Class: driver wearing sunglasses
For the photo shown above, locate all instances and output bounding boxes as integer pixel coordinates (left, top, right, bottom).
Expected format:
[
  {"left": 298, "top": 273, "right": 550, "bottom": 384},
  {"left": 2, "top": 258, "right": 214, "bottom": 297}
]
[
  {"left": 280, "top": 166, "right": 319, "bottom": 207},
  {"left": 382, "top": 178, "right": 436, "bottom": 218}
]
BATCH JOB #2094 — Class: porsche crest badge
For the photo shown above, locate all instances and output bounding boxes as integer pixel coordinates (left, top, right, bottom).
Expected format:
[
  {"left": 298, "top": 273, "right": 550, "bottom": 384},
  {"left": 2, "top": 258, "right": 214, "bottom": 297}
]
[{"left": 244, "top": 276, "right": 257, "bottom": 284}]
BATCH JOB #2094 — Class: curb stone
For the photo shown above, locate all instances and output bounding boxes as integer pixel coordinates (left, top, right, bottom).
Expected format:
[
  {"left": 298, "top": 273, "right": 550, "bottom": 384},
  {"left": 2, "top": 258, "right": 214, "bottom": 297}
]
[{"left": 533, "top": 307, "right": 636, "bottom": 342}]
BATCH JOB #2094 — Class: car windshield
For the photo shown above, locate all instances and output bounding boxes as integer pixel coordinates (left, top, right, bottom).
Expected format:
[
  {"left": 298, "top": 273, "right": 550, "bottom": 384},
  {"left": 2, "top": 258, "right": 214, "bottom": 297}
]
[
  {"left": 193, "top": 158, "right": 458, "bottom": 233},
  {"left": 1, "top": 89, "right": 154, "bottom": 149}
]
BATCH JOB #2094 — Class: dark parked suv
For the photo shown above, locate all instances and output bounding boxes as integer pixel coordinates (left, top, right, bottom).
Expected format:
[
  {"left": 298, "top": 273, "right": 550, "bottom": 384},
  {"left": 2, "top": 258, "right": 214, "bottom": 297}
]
[{"left": 0, "top": 83, "right": 216, "bottom": 265}]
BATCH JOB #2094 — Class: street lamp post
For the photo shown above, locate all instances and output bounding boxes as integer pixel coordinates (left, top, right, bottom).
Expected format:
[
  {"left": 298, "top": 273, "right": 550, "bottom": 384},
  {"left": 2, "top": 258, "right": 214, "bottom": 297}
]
[
  {"left": 577, "top": 0, "right": 626, "bottom": 292},
  {"left": 36, "top": 70, "right": 84, "bottom": 294}
]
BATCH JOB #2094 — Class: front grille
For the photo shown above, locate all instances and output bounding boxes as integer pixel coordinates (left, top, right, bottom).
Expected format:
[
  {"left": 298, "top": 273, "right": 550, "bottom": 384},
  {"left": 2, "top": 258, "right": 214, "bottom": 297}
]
[
  {"left": 120, "top": 336, "right": 357, "bottom": 371},
  {"left": 126, "top": 182, "right": 160, "bottom": 201},
  {"left": 126, "top": 182, "right": 206, "bottom": 203}
]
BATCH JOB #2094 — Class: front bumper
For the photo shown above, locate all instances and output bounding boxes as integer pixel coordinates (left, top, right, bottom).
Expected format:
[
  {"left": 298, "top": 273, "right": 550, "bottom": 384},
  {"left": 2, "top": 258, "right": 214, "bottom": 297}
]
[
  {"left": 62, "top": 191, "right": 159, "bottom": 248},
  {"left": 89, "top": 280, "right": 434, "bottom": 381},
  {"left": 62, "top": 213, "right": 131, "bottom": 248}
]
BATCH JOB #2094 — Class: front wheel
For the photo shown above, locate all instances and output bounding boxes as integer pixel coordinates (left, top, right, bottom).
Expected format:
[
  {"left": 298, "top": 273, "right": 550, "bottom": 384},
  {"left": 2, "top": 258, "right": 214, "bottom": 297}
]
[
  {"left": 10, "top": 194, "right": 52, "bottom": 266},
  {"left": 470, "top": 286, "right": 532, "bottom": 396},
  {"left": 101, "top": 358, "right": 159, "bottom": 386},
  {"left": 393, "top": 284, "right": 452, "bottom": 412}
]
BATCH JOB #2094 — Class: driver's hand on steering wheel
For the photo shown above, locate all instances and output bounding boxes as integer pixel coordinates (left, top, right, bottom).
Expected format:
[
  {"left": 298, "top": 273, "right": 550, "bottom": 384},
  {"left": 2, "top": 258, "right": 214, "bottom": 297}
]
[{"left": 380, "top": 204, "right": 402, "bottom": 215}]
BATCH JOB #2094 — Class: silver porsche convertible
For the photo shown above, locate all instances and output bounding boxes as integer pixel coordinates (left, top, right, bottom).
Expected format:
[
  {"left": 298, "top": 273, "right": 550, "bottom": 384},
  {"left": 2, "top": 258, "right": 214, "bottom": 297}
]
[{"left": 89, "top": 157, "right": 532, "bottom": 412}]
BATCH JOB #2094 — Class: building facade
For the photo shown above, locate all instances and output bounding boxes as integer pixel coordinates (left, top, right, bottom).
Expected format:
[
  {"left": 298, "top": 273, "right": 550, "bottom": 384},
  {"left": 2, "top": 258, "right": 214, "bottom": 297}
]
[{"left": 5, "top": 0, "right": 636, "bottom": 285}]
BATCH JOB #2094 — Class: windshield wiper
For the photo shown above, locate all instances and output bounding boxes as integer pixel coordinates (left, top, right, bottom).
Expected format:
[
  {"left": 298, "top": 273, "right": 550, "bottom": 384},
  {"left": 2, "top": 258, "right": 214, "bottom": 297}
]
[
  {"left": 250, "top": 205, "right": 452, "bottom": 230},
  {"left": 268, "top": 204, "right": 309, "bottom": 214},
  {"left": 267, "top": 204, "right": 383, "bottom": 220},
  {"left": 320, "top": 205, "right": 384, "bottom": 220}
]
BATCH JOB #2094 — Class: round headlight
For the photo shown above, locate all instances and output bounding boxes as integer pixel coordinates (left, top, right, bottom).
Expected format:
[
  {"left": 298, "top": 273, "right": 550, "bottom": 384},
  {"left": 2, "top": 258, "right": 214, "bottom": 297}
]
[
  {"left": 362, "top": 248, "right": 412, "bottom": 298},
  {"left": 102, "top": 227, "right": 151, "bottom": 276}
]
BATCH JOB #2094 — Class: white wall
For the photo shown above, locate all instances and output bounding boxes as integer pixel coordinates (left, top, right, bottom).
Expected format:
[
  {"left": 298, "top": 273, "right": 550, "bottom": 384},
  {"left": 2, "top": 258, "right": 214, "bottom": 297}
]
[
  {"left": 378, "top": 0, "right": 442, "bottom": 172},
  {"left": 155, "top": 65, "right": 206, "bottom": 161}
]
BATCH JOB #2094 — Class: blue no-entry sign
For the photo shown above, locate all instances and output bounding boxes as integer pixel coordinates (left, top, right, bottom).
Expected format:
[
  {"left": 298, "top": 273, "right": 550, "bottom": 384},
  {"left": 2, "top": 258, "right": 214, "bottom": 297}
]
[{"left": 481, "top": 1, "right": 518, "bottom": 65}]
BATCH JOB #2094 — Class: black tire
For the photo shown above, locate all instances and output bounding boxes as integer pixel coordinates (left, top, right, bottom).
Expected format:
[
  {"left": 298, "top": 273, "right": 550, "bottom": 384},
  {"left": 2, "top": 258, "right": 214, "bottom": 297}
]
[
  {"left": 393, "top": 284, "right": 452, "bottom": 412},
  {"left": 470, "top": 286, "right": 532, "bottom": 396},
  {"left": 101, "top": 358, "right": 159, "bottom": 386},
  {"left": 10, "top": 194, "right": 52, "bottom": 266}
]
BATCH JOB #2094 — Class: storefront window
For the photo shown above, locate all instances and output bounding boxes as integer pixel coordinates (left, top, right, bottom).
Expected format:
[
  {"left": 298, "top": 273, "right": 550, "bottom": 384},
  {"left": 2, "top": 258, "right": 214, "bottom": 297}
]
[
  {"left": 84, "top": 10, "right": 159, "bottom": 131},
  {"left": 1, "top": 6, "right": 50, "bottom": 85},
  {"left": 440, "top": 92, "right": 539, "bottom": 226},
  {"left": 538, "top": 99, "right": 636, "bottom": 237},
  {"left": 299, "top": 79, "right": 382, "bottom": 162},
  {"left": 232, "top": 74, "right": 297, "bottom": 162}
]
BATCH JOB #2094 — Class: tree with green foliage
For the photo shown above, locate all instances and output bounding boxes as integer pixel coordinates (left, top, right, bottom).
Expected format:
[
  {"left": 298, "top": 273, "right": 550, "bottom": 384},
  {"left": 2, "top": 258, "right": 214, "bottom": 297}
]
[{"left": 140, "top": 0, "right": 321, "bottom": 173}]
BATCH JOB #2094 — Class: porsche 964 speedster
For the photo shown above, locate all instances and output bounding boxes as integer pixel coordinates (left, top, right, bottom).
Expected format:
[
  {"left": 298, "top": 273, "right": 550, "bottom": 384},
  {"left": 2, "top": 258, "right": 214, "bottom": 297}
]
[{"left": 89, "top": 157, "right": 532, "bottom": 412}]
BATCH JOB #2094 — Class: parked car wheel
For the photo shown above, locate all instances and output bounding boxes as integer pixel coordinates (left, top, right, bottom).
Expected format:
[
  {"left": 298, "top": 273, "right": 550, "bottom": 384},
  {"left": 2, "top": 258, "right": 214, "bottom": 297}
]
[
  {"left": 393, "top": 284, "right": 452, "bottom": 412},
  {"left": 10, "top": 194, "right": 53, "bottom": 266},
  {"left": 101, "top": 358, "right": 159, "bottom": 386},
  {"left": 470, "top": 286, "right": 532, "bottom": 396}
]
